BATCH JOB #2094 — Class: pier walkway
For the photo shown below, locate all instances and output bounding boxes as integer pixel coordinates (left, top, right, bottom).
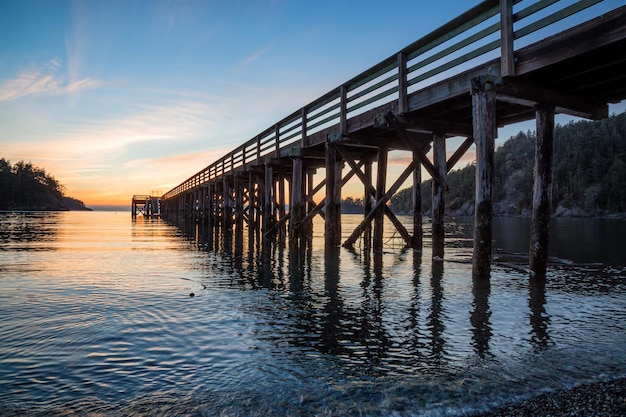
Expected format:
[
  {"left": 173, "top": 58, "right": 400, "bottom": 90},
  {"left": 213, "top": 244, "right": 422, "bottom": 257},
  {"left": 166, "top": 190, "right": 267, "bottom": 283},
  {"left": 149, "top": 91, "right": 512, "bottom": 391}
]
[{"left": 160, "top": 0, "right": 626, "bottom": 278}]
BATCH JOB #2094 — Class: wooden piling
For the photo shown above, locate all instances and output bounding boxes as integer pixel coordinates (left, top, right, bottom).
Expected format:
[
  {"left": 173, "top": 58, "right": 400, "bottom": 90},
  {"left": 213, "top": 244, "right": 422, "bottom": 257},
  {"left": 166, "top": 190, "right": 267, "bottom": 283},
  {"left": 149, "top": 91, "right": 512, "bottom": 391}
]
[
  {"left": 278, "top": 173, "right": 286, "bottom": 239},
  {"left": 412, "top": 151, "right": 423, "bottom": 249},
  {"left": 374, "top": 147, "right": 388, "bottom": 251},
  {"left": 325, "top": 141, "right": 342, "bottom": 249},
  {"left": 529, "top": 105, "right": 555, "bottom": 276},
  {"left": 264, "top": 164, "right": 273, "bottom": 234},
  {"left": 290, "top": 157, "right": 305, "bottom": 239},
  {"left": 248, "top": 170, "right": 258, "bottom": 232},
  {"left": 223, "top": 176, "right": 233, "bottom": 228},
  {"left": 432, "top": 134, "right": 446, "bottom": 259},
  {"left": 363, "top": 159, "right": 373, "bottom": 250},
  {"left": 471, "top": 77, "right": 497, "bottom": 279},
  {"left": 235, "top": 174, "right": 243, "bottom": 232}
]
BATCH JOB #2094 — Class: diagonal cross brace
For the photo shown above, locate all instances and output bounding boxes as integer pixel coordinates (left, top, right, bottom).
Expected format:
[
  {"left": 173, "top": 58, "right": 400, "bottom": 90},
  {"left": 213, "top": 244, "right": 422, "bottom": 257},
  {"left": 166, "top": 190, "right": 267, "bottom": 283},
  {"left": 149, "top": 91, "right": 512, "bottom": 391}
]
[
  {"left": 343, "top": 158, "right": 416, "bottom": 248},
  {"left": 385, "top": 112, "right": 447, "bottom": 189},
  {"left": 299, "top": 159, "right": 366, "bottom": 228},
  {"left": 336, "top": 146, "right": 413, "bottom": 246}
]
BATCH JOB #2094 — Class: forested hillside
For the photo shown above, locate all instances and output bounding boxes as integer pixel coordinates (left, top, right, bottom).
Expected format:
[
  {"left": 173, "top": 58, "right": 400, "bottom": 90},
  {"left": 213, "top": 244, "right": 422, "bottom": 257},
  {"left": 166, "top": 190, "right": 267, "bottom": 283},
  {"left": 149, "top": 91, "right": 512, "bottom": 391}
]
[
  {"left": 389, "top": 112, "right": 626, "bottom": 217},
  {"left": 0, "top": 159, "right": 91, "bottom": 211}
]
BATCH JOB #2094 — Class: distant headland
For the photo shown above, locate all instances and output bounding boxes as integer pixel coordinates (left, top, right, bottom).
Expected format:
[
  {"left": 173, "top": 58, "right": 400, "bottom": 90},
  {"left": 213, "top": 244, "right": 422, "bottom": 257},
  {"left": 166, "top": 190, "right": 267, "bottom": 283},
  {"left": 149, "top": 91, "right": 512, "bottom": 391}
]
[{"left": 0, "top": 158, "right": 91, "bottom": 211}]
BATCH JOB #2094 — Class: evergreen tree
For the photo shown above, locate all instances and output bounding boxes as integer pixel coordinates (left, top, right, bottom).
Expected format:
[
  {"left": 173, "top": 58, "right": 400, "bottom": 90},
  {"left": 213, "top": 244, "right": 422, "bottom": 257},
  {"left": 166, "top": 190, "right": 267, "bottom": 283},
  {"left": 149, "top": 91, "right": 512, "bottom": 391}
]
[
  {"left": 388, "top": 112, "right": 626, "bottom": 216},
  {"left": 0, "top": 158, "right": 88, "bottom": 211}
]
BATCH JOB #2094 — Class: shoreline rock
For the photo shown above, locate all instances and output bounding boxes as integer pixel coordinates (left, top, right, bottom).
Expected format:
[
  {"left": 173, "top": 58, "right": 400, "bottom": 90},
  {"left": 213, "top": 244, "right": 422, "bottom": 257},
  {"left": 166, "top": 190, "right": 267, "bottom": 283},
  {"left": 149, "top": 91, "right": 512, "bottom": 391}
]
[{"left": 473, "top": 377, "right": 626, "bottom": 417}]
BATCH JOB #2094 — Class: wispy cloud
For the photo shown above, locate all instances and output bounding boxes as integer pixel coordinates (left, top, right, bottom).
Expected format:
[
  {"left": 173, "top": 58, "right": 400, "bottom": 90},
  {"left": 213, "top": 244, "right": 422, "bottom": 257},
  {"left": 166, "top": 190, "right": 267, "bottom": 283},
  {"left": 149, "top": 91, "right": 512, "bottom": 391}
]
[
  {"left": 0, "top": 59, "right": 100, "bottom": 101},
  {"left": 238, "top": 42, "right": 277, "bottom": 68}
]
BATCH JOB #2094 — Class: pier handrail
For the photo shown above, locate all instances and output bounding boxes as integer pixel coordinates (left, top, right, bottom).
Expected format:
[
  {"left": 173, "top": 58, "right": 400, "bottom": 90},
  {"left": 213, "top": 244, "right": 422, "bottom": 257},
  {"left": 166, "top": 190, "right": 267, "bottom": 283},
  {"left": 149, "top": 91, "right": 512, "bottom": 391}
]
[{"left": 162, "top": 0, "right": 613, "bottom": 200}]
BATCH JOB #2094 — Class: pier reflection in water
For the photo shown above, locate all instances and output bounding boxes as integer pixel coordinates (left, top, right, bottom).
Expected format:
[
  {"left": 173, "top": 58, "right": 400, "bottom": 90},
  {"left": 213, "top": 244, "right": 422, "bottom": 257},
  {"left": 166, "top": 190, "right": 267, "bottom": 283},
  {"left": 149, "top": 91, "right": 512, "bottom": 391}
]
[
  {"left": 1, "top": 212, "right": 624, "bottom": 416},
  {"left": 172, "top": 213, "right": 619, "bottom": 380}
]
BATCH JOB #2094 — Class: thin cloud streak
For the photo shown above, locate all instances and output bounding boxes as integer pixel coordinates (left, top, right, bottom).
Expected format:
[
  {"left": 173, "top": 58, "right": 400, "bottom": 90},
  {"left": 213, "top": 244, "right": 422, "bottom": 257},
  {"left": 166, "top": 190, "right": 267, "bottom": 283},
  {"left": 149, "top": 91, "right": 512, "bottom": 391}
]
[
  {"left": 0, "top": 61, "right": 99, "bottom": 101},
  {"left": 239, "top": 42, "right": 277, "bottom": 68}
]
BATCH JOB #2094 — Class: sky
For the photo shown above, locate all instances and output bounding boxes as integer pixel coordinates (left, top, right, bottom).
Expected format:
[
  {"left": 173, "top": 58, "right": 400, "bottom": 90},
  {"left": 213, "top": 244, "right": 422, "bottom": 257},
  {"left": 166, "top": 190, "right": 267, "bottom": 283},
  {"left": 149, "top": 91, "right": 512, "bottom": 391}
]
[{"left": 1, "top": 0, "right": 624, "bottom": 208}]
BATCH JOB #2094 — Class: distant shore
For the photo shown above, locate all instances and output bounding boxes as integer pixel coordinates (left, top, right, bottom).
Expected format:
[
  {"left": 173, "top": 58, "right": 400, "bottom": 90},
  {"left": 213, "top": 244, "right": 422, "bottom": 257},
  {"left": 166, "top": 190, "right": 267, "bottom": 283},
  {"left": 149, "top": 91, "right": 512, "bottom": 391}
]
[
  {"left": 473, "top": 377, "right": 626, "bottom": 417},
  {"left": 0, "top": 206, "right": 92, "bottom": 212}
]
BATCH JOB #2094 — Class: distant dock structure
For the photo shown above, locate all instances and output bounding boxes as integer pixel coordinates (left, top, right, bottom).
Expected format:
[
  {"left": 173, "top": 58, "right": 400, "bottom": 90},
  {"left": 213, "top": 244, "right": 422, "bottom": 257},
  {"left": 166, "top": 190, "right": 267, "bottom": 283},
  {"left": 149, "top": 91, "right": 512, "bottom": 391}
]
[{"left": 131, "top": 194, "right": 161, "bottom": 218}]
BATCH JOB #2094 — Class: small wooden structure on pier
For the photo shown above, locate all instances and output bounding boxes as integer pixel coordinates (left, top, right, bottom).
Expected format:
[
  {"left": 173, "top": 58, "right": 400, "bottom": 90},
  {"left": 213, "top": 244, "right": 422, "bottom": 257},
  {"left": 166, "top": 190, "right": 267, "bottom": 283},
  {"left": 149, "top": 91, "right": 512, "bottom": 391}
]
[
  {"left": 132, "top": 195, "right": 161, "bottom": 218},
  {"left": 160, "top": 0, "right": 626, "bottom": 279}
]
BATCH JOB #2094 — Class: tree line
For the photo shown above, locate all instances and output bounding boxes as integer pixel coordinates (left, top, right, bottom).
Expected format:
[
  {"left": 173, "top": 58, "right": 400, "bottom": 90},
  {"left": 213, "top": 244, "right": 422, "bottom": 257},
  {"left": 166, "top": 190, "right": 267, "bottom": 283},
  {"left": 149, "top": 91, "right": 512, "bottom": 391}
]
[
  {"left": 0, "top": 159, "right": 90, "bottom": 211},
  {"left": 349, "top": 112, "right": 626, "bottom": 217}
]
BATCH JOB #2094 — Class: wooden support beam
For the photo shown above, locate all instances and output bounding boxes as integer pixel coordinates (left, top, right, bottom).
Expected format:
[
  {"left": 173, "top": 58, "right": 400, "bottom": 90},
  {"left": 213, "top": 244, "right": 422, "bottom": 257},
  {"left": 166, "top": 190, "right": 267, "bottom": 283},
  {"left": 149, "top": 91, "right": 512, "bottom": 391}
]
[
  {"left": 301, "top": 107, "right": 308, "bottom": 147},
  {"left": 206, "top": 183, "right": 212, "bottom": 224},
  {"left": 278, "top": 174, "right": 286, "bottom": 239},
  {"left": 374, "top": 147, "right": 388, "bottom": 251},
  {"left": 289, "top": 157, "right": 305, "bottom": 237},
  {"left": 300, "top": 160, "right": 364, "bottom": 228},
  {"left": 383, "top": 205, "right": 413, "bottom": 247},
  {"left": 223, "top": 176, "right": 233, "bottom": 228},
  {"left": 336, "top": 146, "right": 413, "bottom": 248},
  {"left": 265, "top": 212, "right": 291, "bottom": 237},
  {"left": 385, "top": 112, "right": 448, "bottom": 189},
  {"left": 343, "top": 160, "right": 416, "bottom": 248},
  {"left": 529, "top": 105, "right": 555, "bottom": 277},
  {"left": 263, "top": 164, "right": 273, "bottom": 234},
  {"left": 339, "top": 85, "right": 348, "bottom": 133},
  {"left": 397, "top": 52, "right": 408, "bottom": 113},
  {"left": 364, "top": 159, "right": 373, "bottom": 249},
  {"left": 488, "top": 77, "right": 608, "bottom": 120},
  {"left": 412, "top": 151, "right": 423, "bottom": 248},
  {"left": 247, "top": 171, "right": 256, "bottom": 231},
  {"left": 325, "top": 141, "right": 342, "bottom": 249},
  {"left": 500, "top": 0, "right": 514, "bottom": 77},
  {"left": 399, "top": 114, "right": 473, "bottom": 138},
  {"left": 235, "top": 175, "right": 243, "bottom": 231},
  {"left": 432, "top": 133, "right": 446, "bottom": 259},
  {"left": 447, "top": 137, "right": 474, "bottom": 172},
  {"left": 471, "top": 76, "right": 497, "bottom": 280}
]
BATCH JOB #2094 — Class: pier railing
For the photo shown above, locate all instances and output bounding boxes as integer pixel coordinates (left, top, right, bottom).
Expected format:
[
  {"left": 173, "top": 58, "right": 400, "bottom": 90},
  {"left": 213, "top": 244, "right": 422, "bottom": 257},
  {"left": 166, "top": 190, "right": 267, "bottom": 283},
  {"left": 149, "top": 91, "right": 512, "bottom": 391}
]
[{"left": 162, "top": 0, "right": 614, "bottom": 200}]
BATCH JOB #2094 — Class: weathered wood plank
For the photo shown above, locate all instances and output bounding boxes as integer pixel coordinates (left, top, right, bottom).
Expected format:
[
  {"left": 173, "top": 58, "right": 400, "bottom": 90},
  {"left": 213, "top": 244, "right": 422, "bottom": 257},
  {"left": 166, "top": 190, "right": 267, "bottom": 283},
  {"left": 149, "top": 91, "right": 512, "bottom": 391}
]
[
  {"left": 373, "top": 147, "right": 388, "bottom": 251},
  {"left": 432, "top": 133, "right": 446, "bottom": 259},
  {"left": 471, "top": 78, "right": 497, "bottom": 280},
  {"left": 489, "top": 77, "right": 608, "bottom": 120},
  {"left": 398, "top": 52, "right": 408, "bottom": 114},
  {"left": 325, "top": 141, "right": 342, "bottom": 249},
  {"left": 500, "top": 0, "right": 514, "bottom": 76},
  {"left": 412, "top": 151, "right": 423, "bottom": 249},
  {"left": 263, "top": 164, "right": 273, "bottom": 233},
  {"left": 335, "top": 145, "right": 412, "bottom": 248},
  {"left": 289, "top": 157, "right": 304, "bottom": 236},
  {"left": 363, "top": 160, "right": 373, "bottom": 249},
  {"left": 529, "top": 105, "right": 555, "bottom": 277},
  {"left": 343, "top": 160, "right": 416, "bottom": 248},
  {"left": 385, "top": 112, "right": 448, "bottom": 189},
  {"left": 446, "top": 136, "right": 474, "bottom": 173},
  {"left": 515, "top": 6, "right": 626, "bottom": 76}
]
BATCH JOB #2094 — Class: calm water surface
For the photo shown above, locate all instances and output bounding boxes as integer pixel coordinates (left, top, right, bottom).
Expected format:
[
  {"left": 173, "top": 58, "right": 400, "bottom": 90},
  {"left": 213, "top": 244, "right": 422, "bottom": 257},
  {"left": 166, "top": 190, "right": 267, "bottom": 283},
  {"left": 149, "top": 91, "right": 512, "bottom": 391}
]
[{"left": 0, "top": 211, "right": 624, "bottom": 416}]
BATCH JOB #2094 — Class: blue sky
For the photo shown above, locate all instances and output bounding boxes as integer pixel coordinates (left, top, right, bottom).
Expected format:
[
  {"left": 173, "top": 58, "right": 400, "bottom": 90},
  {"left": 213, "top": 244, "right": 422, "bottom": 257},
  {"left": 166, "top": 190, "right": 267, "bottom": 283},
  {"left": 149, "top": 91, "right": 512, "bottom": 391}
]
[{"left": 1, "top": 0, "right": 624, "bottom": 206}]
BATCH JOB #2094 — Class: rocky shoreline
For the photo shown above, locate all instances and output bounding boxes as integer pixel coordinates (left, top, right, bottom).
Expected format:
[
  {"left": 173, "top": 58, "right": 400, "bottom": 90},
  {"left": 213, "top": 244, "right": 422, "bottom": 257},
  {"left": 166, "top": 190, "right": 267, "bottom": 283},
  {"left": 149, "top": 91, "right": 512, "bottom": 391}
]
[{"left": 473, "top": 377, "right": 626, "bottom": 416}]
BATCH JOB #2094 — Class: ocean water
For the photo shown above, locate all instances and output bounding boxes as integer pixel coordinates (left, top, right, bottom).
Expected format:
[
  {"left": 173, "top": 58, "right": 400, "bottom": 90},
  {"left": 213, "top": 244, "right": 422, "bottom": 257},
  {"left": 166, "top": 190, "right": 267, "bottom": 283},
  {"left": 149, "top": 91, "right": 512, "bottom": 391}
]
[{"left": 0, "top": 211, "right": 624, "bottom": 416}]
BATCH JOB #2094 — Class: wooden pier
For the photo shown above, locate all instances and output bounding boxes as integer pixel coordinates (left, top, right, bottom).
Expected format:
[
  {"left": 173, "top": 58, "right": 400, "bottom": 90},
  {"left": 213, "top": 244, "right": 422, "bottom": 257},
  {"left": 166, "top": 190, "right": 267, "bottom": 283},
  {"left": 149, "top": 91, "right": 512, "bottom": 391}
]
[
  {"left": 132, "top": 195, "right": 161, "bottom": 218},
  {"left": 160, "top": 0, "right": 626, "bottom": 279}
]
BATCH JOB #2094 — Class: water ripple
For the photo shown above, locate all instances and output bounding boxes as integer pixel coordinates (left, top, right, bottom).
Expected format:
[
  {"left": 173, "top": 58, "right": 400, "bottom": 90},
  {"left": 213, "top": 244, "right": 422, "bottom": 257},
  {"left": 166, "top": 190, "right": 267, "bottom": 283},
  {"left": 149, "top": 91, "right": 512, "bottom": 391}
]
[{"left": 1, "top": 212, "right": 625, "bottom": 416}]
